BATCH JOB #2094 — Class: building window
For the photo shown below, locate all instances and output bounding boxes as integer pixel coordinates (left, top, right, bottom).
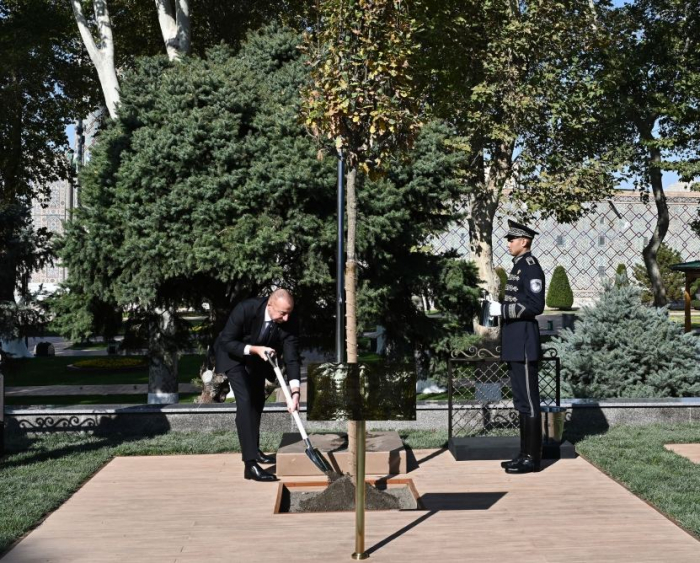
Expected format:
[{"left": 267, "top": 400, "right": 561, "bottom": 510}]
[
  {"left": 598, "top": 266, "right": 606, "bottom": 277},
  {"left": 556, "top": 235, "right": 565, "bottom": 246},
  {"left": 598, "top": 235, "right": 606, "bottom": 246},
  {"left": 50, "top": 186, "right": 61, "bottom": 207},
  {"left": 47, "top": 215, "right": 62, "bottom": 233}
]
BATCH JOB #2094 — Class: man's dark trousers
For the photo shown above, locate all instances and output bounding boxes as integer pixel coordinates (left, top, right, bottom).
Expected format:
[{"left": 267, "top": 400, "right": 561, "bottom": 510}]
[{"left": 227, "top": 361, "right": 267, "bottom": 463}]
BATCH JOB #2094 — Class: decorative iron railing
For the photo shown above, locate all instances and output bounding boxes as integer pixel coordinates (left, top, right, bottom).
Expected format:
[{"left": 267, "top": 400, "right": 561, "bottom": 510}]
[{"left": 448, "top": 347, "right": 561, "bottom": 438}]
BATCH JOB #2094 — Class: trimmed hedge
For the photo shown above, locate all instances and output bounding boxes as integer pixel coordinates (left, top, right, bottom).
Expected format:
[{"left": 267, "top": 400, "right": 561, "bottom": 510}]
[{"left": 546, "top": 265, "right": 574, "bottom": 310}]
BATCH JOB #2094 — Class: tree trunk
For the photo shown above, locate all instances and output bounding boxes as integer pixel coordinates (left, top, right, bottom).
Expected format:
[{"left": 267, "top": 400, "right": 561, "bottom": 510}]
[
  {"left": 155, "top": 0, "right": 191, "bottom": 61},
  {"left": 345, "top": 165, "right": 358, "bottom": 480},
  {"left": 637, "top": 121, "right": 670, "bottom": 307},
  {"left": 642, "top": 148, "right": 670, "bottom": 307},
  {"left": 0, "top": 256, "right": 17, "bottom": 303},
  {"left": 468, "top": 149, "right": 509, "bottom": 345},
  {"left": 148, "top": 309, "right": 179, "bottom": 404},
  {"left": 70, "top": 0, "right": 120, "bottom": 119}
]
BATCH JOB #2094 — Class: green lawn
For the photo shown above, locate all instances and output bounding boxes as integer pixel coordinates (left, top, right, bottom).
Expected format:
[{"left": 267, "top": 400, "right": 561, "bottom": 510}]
[
  {"left": 569, "top": 422, "right": 700, "bottom": 539},
  {"left": 5, "top": 394, "right": 203, "bottom": 406},
  {"left": 668, "top": 314, "right": 700, "bottom": 329},
  {"left": 3, "top": 354, "right": 205, "bottom": 387}
]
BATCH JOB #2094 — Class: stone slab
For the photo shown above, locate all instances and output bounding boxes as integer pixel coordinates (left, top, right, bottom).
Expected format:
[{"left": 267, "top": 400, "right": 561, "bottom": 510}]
[
  {"left": 448, "top": 436, "right": 576, "bottom": 461},
  {"left": 276, "top": 431, "right": 406, "bottom": 476}
]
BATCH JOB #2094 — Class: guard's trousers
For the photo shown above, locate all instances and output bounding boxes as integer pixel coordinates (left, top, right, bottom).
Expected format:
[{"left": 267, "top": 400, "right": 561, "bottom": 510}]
[{"left": 508, "top": 360, "right": 541, "bottom": 417}]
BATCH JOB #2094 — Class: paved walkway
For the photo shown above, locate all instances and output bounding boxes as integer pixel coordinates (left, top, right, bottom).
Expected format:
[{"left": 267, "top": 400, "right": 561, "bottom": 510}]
[
  {"left": 665, "top": 443, "right": 700, "bottom": 464},
  {"left": 1, "top": 451, "right": 698, "bottom": 562}
]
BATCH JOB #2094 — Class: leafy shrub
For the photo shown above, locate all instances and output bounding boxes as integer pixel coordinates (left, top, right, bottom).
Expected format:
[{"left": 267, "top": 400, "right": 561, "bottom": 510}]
[
  {"left": 551, "top": 282, "right": 700, "bottom": 398},
  {"left": 546, "top": 265, "right": 574, "bottom": 310}
]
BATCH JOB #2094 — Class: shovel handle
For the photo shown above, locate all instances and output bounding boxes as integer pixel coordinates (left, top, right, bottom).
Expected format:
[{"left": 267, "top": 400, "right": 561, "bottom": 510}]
[{"left": 265, "top": 352, "right": 309, "bottom": 441}]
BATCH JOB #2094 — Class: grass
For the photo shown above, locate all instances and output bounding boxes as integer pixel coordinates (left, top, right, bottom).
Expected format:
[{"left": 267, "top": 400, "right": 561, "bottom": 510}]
[
  {"left": 65, "top": 341, "right": 116, "bottom": 351},
  {"left": 568, "top": 421, "right": 700, "bottom": 539},
  {"left": 5, "top": 394, "right": 202, "bottom": 406},
  {"left": 668, "top": 315, "right": 700, "bottom": 329},
  {"left": 3, "top": 354, "right": 205, "bottom": 387},
  {"left": 417, "top": 392, "right": 449, "bottom": 401}
]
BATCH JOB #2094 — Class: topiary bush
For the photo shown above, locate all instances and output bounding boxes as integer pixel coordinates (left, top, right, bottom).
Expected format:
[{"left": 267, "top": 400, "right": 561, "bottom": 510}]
[
  {"left": 615, "top": 263, "right": 629, "bottom": 287},
  {"left": 551, "top": 281, "right": 700, "bottom": 398},
  {"left": 546, "top": 265, "right": 574, "bottom": 310}
]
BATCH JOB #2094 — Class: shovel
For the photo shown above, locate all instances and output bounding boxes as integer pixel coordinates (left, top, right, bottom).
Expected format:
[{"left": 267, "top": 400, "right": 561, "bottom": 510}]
[{"left": 264, "top": 351, "right": 333, "bottom": 476}]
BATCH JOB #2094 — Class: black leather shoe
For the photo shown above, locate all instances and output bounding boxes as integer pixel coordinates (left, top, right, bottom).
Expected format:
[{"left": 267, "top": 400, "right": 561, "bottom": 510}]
[
  {"left": 244, "top": 463, "right": 278, "bottom": 482},
  {"left": 256, "top": 450, "right": 276, "bottom": 464},
  {"left": 501, "top": 455, "right": 524, "bottom": 469},
  {"left": 504, "top": 455, "right": 540, "bottom": 474}
]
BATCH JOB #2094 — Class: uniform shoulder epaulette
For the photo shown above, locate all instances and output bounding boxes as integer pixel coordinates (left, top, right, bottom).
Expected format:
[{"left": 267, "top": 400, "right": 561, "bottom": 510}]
[{"left": 525, "top": 256, "right": 536, "bottom": 266}]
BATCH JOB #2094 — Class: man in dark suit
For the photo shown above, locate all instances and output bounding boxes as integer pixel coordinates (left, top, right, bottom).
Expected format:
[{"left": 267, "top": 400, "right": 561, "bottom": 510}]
[
  {"left": 215, "top": 288, "right": 301, "bottom": 482},
  {"left": 489, "top": 220, "right": 546, "bottom": 473}
]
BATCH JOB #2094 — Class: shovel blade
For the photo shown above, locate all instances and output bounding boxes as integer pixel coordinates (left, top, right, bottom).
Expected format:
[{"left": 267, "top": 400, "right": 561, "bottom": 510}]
[{"left": 305, "top": 447, "right": 332, "bottom": 475}]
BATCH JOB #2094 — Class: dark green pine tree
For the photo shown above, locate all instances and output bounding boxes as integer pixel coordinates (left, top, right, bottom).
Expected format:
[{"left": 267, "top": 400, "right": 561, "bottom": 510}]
[
  {"left": 552, "top": 282, "right": 700, "bottom": 399},
  {"left": 546, "top": 265, "right": 574, "bottom": 310},
  {"left": 57, "top": 25, "right": 481, "bottom": 394},
  {"left": 357, "top": 120, "right": 480, "bottom": 371},
  {"left": 58, "top": 25, "right": 339, "bottom": 399}
]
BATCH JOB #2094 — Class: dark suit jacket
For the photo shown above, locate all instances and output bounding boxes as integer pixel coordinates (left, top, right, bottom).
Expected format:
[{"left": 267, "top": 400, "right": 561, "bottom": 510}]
[{"left": 214, "top": 297, "right": 301, "bottom": 382}]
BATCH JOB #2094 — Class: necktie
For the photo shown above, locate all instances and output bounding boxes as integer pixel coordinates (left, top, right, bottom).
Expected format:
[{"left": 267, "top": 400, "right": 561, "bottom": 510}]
[{"left": 258, "top": 321, "right": 272, "bottom": 344}]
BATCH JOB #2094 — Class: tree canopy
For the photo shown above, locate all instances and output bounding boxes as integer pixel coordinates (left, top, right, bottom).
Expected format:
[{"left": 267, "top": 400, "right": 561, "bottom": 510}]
[
  {"left": 58, "top": 23, "right": 480, "bottom": 363},
  {"left": 596, "top": 0, "right": 700, "bottom": 306},
  {"left": 59, "top": 25, "right": 339, "bottom": 344},
  {"left": 0, "top": 0, "right": 95, "bottom": 303},
  {"left": 413, "top": 0, "right": 624, "bottom": 301}
]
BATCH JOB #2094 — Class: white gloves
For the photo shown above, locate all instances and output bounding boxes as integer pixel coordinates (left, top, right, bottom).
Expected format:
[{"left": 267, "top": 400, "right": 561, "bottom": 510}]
[{"left": 489, "top": 300, "right": 502, "bottom": 317}]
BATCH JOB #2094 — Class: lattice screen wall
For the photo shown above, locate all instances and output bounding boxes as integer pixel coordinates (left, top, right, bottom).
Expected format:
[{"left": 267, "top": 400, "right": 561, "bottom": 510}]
[{"left": 434, "top": 191, "right": 700, "bottom": 304}]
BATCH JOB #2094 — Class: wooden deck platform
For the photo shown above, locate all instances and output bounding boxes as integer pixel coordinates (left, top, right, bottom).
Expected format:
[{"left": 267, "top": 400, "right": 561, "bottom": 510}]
[
  {"left": 2, "top": 449, "right": 698, "bottom": 562},
  {"left": 665, "top": 443, "right": 700, "bottom": 464}
]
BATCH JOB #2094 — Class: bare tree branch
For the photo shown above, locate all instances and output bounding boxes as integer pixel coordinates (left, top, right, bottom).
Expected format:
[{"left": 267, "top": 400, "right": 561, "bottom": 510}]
[
  {"left": 70, "top": 0, "right": 120, "bottom": 118},
  {"left": 155, "top": 0, "right": 190, "bottom": 61}
]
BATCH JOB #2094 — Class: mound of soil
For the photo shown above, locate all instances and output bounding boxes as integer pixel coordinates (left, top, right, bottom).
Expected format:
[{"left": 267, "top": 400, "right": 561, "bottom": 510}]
[{"left": 298, "top": 474, "right": 402, "bottom": 513}]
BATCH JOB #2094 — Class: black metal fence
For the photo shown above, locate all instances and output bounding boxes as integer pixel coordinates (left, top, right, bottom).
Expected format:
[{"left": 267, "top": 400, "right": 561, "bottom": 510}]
[{"left": 448, "top": 347, "right": 561, "bottom": 439}]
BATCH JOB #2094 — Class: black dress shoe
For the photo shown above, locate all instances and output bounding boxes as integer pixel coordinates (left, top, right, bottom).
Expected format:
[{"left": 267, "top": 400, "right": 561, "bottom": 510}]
[
  {"left": 501, "top": 454, "right": 524, "bottom": 469},
  {"left": 256, "top": 450, "right": 276, "bottom": 464},
  {"left": 244, "top": 463, "right": 278, "bottom": 482},
  {"left": 504, "top": 455, "right": 541, "bottom": 474}
]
